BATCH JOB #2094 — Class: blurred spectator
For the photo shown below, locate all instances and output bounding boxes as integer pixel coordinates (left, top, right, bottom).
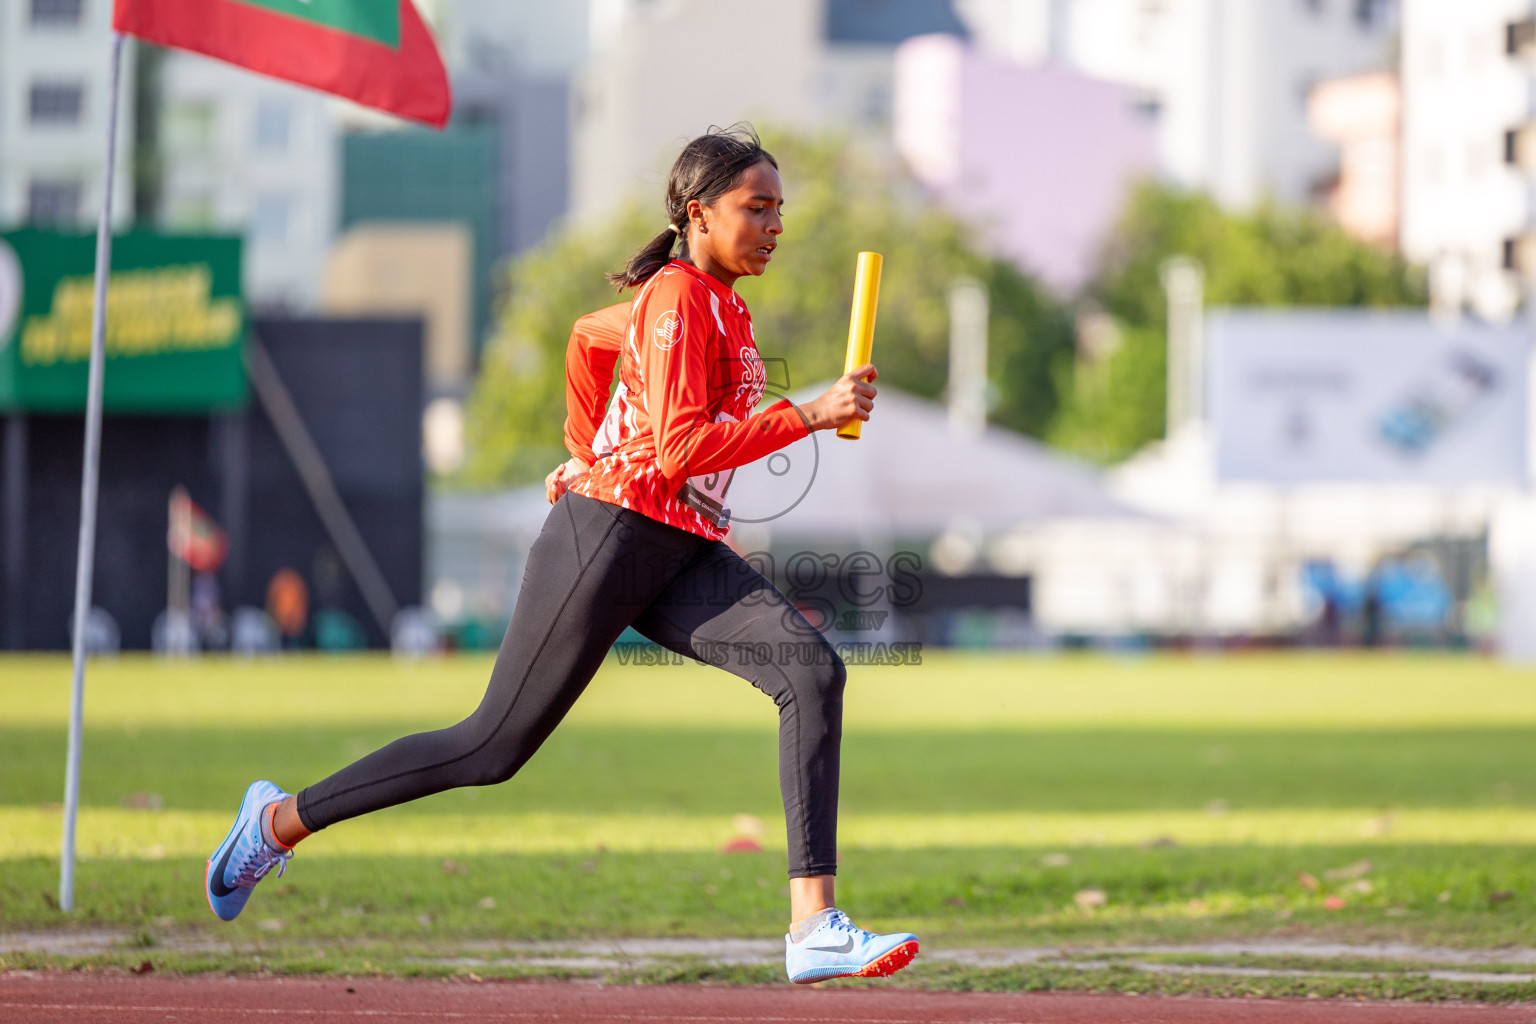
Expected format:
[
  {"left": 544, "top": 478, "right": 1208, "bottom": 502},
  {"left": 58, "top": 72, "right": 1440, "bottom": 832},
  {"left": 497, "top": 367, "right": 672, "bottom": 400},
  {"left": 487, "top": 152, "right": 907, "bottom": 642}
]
[
  {"left": 266, "top": 568, "right": 309, "bottom": 647},
  {"left": 70, "top": 607, "right": 121, "bottom": 656},
  {"left": 314, "top": 608, "right": 366, "bottom": 652},
  {"left": 192, "top": 572, "right": 229, "bottom": 651},
  {"left": 231, "top": 607, "right": 281, "bottom": 657},
  {"left": 1361, "top": 573, "right": 1384, "bottom": 648},
  {"left": 391, "top": 607, "right": 440, "bottom": 658}
]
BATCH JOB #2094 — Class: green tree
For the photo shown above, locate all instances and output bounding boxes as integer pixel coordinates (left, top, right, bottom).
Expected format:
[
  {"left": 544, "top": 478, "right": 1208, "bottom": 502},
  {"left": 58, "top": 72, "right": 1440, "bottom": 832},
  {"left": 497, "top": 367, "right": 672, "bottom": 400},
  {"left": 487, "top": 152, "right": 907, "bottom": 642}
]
[
  {"left": 461, "top": 131, "right": 1075, "bottom": 488},
  {"left": 1048, "top": 182, "right": 1429, "bottom": 463}
]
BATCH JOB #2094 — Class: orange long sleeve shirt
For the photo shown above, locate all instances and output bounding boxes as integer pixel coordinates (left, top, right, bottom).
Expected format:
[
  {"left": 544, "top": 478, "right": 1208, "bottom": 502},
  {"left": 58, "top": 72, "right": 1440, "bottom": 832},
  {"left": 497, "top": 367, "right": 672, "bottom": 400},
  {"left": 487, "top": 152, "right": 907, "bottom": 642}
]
[{"left": 567, "top": 260, "right": 808, "bottom": 539}]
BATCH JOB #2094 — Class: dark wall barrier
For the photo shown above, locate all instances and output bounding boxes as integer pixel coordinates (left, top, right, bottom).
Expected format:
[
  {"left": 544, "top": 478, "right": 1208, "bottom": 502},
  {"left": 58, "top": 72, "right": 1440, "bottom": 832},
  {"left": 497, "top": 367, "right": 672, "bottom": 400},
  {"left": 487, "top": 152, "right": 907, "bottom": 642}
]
[{"left": 0, "top": 316, "right": 423, "bottom": 650}]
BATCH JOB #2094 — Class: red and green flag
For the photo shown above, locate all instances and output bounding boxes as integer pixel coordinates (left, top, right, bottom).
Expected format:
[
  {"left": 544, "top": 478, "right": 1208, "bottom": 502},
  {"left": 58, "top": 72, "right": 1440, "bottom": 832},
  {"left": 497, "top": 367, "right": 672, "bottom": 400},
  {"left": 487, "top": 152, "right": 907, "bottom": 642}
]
[
  {"left": 168, "top": 488, "right": 229, "bottom": 573},
  {"left": 113, "top": 0, "right": 451, "bottom": 128}
]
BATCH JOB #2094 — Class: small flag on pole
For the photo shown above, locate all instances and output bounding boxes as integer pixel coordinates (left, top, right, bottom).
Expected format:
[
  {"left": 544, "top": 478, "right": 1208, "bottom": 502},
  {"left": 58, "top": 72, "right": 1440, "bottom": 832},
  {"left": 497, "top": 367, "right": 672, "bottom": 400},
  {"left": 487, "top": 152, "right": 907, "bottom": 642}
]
[
  {"left": 168, "top": 487, "right": 229, "bottom": 573},
  {"left": 113, "top": 0, "right": 452, "bottom": 128}
]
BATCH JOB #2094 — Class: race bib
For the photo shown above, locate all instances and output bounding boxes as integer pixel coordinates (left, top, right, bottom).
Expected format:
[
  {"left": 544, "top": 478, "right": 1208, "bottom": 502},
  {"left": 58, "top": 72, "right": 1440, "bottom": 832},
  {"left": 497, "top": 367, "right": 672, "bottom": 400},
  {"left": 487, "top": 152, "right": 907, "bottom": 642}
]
[{"left": 676, "top": 412, "right": 737, "bottom": 527}]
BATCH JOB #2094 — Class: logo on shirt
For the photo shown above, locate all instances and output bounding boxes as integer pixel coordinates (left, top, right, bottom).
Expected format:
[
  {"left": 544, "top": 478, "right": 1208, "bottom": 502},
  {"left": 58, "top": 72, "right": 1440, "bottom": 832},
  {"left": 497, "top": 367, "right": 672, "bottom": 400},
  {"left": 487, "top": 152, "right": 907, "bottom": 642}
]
[
  {"left": 653, "top": 310, "right": 685, "bottom": 351},
  {"left": 736, "top": 346, "right": 766, "bottom": 404}
]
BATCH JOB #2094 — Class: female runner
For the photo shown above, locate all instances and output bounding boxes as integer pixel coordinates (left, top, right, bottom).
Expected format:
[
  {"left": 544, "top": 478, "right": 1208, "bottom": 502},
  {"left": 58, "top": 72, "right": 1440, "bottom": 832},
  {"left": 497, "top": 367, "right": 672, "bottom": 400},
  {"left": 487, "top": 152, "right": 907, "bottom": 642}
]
[{"left": 205, "top": 125, "right": 919, "bottom": 984}]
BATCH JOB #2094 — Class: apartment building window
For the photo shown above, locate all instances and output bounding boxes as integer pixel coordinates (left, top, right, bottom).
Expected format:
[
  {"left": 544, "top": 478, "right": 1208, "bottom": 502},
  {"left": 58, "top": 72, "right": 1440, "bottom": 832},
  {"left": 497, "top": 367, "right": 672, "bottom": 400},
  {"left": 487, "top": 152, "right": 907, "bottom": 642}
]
[
  {"left": 166, "top": 193, "right": 216, "bottom": 232},
  {"left": 164, "top": 101, "right": 217, "bottom": 153},
  {"left": 29, "top": 82, "right": 85, "bottom": 124},
  {"left": 252, "top": 193, "right": 292, "bottom": 245},
  {"left": 1508, "top": 18, "right": 1536, "bottom": 56},
  {"left": 30, "top": 0, "right": 84, "bottom": 26},
  {"left": 26, "top": 180, "right": 82, "bottom": 225},
  {"left": 254, "top": 99, "right": 292, "bottom": 154},
  {"left": 1354, "top": 0, "right": 1396, "bottom": 30}
]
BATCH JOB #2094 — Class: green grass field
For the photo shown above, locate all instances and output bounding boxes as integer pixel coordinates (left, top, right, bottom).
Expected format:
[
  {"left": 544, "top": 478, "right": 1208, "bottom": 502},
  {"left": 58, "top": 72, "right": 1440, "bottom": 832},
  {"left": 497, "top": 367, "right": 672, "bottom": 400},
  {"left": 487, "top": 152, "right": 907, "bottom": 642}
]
[{"left": 3, "top": 651, "right": 1536, "bottom": 996}]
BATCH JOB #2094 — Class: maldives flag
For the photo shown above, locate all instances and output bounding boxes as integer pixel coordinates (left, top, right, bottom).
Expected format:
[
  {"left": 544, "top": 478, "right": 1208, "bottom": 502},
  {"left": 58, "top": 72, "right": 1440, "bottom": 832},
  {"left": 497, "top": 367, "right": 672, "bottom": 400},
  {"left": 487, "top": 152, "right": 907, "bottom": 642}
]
[
  {"left": 113, "top": 0, "right": 451, "bottom": 128},
  {"left": 168, "top": 488, "right": 229, "bottom": 573}
]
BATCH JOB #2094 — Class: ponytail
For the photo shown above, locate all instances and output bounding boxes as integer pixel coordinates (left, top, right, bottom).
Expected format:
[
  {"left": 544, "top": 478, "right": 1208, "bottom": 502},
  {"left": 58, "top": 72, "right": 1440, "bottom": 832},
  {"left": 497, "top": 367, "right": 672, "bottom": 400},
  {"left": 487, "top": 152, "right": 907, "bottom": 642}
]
[
  {"left": 608, "top": 123, "right": 777, "bottom": 291},
  {"left": 607, "top": 227, "right": 681, "bottom": 290}
]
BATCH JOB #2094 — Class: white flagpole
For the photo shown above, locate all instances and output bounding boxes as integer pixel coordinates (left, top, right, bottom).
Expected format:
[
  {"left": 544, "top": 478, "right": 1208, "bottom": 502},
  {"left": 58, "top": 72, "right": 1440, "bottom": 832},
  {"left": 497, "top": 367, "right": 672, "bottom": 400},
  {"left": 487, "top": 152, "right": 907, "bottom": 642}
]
[{"left": 61, "top": 30, "right": 125, "bottom": 914}]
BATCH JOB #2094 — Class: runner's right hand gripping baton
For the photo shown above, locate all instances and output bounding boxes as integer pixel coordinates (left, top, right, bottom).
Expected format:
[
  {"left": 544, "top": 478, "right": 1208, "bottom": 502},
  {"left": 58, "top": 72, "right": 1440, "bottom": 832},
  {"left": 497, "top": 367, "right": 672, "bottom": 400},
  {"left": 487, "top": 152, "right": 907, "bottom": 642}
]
[{"left": 837, "top": 251, "right": 883, "bottom": 440}]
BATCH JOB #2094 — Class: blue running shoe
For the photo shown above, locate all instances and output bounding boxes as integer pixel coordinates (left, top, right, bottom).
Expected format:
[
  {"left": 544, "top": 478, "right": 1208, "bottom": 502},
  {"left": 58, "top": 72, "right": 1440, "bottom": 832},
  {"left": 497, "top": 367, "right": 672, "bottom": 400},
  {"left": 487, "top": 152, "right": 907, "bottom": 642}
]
[
  {"left": 205, "top": 780, "right": 293, "bottom": 922},
  {"left": 784, "top": 909, "right": 919, "bottom": 984}
]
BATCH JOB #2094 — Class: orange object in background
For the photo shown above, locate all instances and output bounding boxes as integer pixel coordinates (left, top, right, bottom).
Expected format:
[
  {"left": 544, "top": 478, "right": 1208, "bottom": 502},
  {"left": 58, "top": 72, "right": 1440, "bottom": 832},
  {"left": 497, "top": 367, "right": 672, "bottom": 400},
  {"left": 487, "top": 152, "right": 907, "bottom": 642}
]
[{"left": 266, "top": 569, "right": 309, "bottom": 639}]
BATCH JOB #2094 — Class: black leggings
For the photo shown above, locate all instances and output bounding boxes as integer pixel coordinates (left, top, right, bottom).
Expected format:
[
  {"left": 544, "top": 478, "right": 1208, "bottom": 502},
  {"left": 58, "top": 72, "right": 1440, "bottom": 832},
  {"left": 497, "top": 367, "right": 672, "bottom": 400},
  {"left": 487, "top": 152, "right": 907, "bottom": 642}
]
[{"left": 295, "top": 492, "right": 845, "bottom": 877}]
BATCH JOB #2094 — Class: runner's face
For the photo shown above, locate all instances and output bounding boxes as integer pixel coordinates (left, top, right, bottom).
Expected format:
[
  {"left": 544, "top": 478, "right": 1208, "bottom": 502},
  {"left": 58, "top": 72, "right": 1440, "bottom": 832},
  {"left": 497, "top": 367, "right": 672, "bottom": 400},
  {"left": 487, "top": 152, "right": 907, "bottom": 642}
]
[{"left": 690, "top": 160, "right": 783, "bottom": 284}]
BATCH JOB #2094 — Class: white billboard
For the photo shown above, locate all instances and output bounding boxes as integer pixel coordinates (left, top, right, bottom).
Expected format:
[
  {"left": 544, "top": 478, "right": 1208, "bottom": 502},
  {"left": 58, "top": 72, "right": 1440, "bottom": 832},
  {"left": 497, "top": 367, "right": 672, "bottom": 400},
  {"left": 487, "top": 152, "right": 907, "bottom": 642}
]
[{"left": 1210, "top": 310, "right": 1529, "bottom": 484}]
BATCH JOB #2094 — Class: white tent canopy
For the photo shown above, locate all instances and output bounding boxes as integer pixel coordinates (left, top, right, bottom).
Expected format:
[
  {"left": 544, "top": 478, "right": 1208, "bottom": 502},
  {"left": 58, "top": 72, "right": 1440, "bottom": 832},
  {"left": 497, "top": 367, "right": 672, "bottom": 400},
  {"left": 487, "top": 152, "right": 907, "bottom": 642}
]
[
  {"left": 430, "top": 389, "right": 1147, "bottom": 628},
  {"left": 723, "top": 386, "right": 1144, "bottom": 541}
]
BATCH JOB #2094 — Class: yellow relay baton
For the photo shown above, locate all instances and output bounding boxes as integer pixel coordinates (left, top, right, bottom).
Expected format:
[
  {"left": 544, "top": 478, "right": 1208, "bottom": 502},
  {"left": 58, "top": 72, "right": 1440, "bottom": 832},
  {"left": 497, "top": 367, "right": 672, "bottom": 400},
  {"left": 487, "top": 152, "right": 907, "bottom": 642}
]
[{"left": 837, "top": 251, "right": 883, "bottom": 440}]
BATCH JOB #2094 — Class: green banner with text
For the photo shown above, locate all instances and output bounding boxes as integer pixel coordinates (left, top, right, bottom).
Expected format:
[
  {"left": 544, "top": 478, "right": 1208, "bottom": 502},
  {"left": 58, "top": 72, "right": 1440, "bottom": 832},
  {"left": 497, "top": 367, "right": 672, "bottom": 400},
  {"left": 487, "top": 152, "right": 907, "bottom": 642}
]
[{"left": 0, "top": 230, "right": 247, "bottom": 413}]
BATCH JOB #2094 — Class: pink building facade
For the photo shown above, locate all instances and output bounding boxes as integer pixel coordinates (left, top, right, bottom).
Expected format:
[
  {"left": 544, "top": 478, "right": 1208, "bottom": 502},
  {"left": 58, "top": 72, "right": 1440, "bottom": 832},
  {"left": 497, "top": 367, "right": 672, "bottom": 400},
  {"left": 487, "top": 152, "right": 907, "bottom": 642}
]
[{"left": 894, "top": 35, "right": 1157, "bottom": 294}]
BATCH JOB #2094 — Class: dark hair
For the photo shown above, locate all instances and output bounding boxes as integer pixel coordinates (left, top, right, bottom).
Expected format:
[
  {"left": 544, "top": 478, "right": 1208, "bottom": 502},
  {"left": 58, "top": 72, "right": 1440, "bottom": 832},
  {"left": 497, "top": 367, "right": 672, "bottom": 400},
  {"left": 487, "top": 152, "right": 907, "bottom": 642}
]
[{"left": 608, "top": 123, "right": 777, "bottom": 290}]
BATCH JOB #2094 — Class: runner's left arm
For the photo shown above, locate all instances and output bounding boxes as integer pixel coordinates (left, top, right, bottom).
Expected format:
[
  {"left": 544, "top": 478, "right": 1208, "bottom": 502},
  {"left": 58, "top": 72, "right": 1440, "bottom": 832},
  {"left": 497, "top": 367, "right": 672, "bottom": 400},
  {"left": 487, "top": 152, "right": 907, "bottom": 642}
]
[{"left": 562, "top": 302, "right": 630, "bottom": 464}]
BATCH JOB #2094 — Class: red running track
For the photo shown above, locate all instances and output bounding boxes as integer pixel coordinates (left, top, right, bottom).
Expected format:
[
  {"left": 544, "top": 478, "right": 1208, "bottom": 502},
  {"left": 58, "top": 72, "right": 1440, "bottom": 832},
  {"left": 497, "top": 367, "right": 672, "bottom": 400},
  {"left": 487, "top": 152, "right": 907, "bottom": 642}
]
[{"left": 2, "top": 974, "right": 1533, "bottom": 1023}]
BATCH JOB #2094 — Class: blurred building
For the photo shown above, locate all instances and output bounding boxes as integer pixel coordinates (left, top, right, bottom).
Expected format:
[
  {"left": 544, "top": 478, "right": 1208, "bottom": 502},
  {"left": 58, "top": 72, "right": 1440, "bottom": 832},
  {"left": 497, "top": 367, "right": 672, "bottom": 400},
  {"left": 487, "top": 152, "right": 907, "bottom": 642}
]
[
  {"left": 1400, "top": 0, "right": 1532, "bottom": 323},
  {"left": 327, "top": 0, "right": 583, "bottom": 370},
  {"left": 1308, "top": 71, "right": 1400, "bottom": 250},
  {"left": 954, "top": 0, "right": 1399, "bottom": 211},
  {"left": 894, "top": 35, "right": 1156, "bottom": 293},
  {"left": 154, "top": 52, "right": 339, "bottom": 310},
  {"left": 338, "top": 127, "right": 497, "bottom": 366},
  {"left": 322, "top": 223, "right": 474, "bottom": 394},
  {"left": 0, "top": 0, "right": 135, "bottom": 229},
  {"left": 442, "top": 0, "right": 585, "bottom": 256},
  {"left": 441, "top": 0, "right": 589, "bottom": 79},
  {"left": 570, "top": 0, "right": 968, "bottom": 223}
]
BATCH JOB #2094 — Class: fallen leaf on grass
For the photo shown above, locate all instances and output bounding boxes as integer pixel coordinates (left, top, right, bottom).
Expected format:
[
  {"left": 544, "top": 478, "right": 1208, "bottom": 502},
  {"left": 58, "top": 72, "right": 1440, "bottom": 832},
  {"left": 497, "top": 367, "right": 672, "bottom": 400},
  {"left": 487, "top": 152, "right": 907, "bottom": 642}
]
[
  {"left": 1488, "top": 891, "right": 1516, "bottom": 904},
  {"left": 1324, "top": 859, "right": 1372, "bottom": 881},
  {"left": 476, "top": 897, "right": 497, "bottom": 910},
  {"left": 720, "top": 836, "right": 764, "bottom": 854},
  {"left": 1360, "top": 814, "right": 1393, "bottom": 837},
  {"left": 1323, "top": 895, "right": 1346, "bottom": 910},
  {"left": 1039, "top": 853, "right": 1071, "bottom": 868},
  {"left": 943, "top": 896, "right": 968, "bottom": 908},
  {"left": 120, "top": 793, "right": 164, "bottom": 810},
  {"left": 1074, "top": 889, "right": 1107, "bottom": 910},
  {"left": 1141, "top": 835, "right": 1179, "bottom": 849},
  {"left": 441, "top": 859, "right": 466, "bottom": 876},
  {"left": 1296, "top": 872, "right": 1320, "bottom": 893}
]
